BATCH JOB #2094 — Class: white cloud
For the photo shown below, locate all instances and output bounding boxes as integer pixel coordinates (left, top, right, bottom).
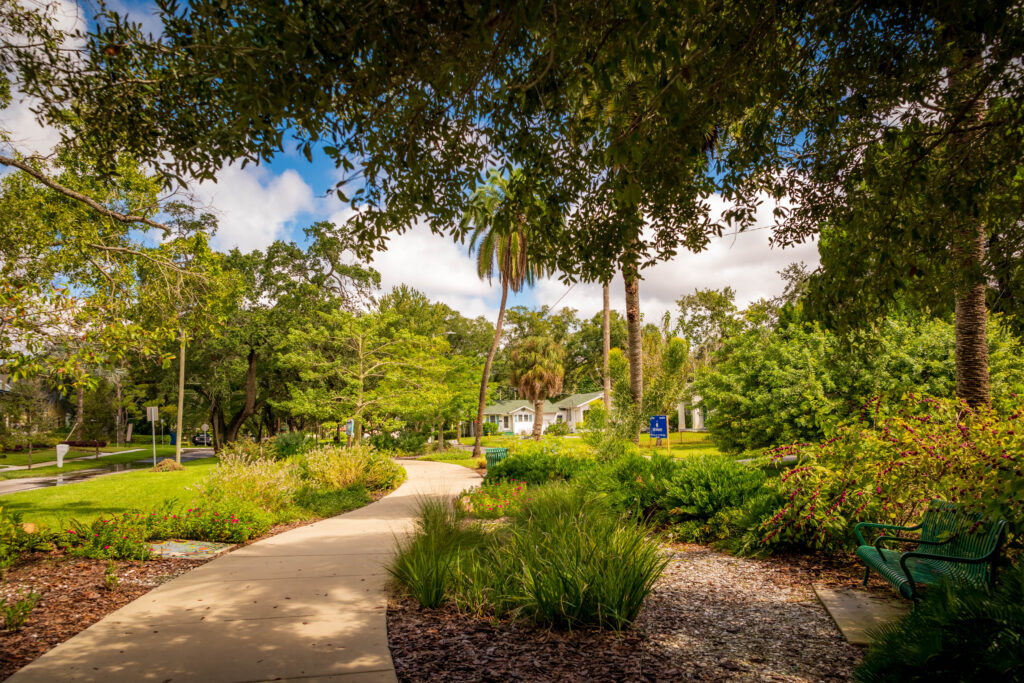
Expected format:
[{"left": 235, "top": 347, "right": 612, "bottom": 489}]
[
  {"left": 349, "top": 218, "right": 500, "bottom": 320},
  {"left": 0, "top": 0, "right": 84, "bottom": 157},
  {"left": 532, "top": 194, "right": 820, "bottom": 323},
  {"left": 192, "top": 164, "right": 317, "bottom": 252}
]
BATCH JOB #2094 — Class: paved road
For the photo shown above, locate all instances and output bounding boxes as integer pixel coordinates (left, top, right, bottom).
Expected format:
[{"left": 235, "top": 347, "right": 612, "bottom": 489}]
[
  {"left": 9, "top": 459, "right": 481, "bottom": 683},
  {"left": 0, "top": 449, "right": 215, "bottom": 496}
]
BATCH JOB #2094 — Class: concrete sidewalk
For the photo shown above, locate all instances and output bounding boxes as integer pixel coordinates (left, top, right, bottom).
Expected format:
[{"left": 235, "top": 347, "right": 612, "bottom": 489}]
[{"left": 9, "top": 459, "right": 481, "bottom": 683}]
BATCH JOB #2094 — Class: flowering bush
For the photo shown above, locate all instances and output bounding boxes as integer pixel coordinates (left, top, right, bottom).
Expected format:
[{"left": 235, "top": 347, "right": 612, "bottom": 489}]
[
  {"left": 461, "top": 480, "right": 528, "bottom": 519},
  {"left": 487, "top": 440, "right": 594, "bottom": 485},
  {"left": 753, "top": 395, "right": 1024, "bottom": 553}
]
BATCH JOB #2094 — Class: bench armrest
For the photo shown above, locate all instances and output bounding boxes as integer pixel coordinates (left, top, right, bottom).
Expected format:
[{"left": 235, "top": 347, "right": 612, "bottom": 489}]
[
  {"left": 873, "top": 534, "right": 956, "bottom": 560},
  {"left": 855, "top": 521, "right": 923, "bottom": 546}
]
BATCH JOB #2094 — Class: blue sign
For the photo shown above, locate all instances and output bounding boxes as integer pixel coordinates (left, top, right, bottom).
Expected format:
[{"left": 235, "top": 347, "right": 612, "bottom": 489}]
[{"left": 649, "top": 415, "right": 668, "bottom": 439}]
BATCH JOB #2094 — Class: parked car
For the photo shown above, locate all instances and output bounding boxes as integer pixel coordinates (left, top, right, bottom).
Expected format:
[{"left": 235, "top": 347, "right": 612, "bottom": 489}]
[{"left": 192, "top": 433, "right": 213, "bottom": 446}]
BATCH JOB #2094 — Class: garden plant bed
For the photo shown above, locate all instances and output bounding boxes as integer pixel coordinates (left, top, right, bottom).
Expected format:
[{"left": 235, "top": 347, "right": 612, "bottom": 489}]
[
  {"left": 388, "top": 544, "right": 867, "bottom": 682},
  {"left": 0, "top": 554, "right": 204, "bottom": 681}
]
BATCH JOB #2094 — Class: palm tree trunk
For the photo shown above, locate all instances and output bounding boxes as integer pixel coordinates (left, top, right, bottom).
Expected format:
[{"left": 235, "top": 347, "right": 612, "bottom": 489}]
[
  {"left": 602, "top": 282, "right": 611, "bottom": 411},
  {"left": 532, "top": 400, "right": 543, "bottom": 440},
  {"left": 955, "top": 223, "right": 990, "bottom": 407},
  {"left": 474, "top": 278, "right": 509, "bottom": 456}
]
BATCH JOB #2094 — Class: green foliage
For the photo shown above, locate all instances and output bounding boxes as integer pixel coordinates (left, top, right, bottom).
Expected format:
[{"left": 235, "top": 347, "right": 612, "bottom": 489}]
[
  {"left": 482, "top": 421, "right": 498, "bottom": 436},
  {"left": 390, "top": 485, "right": 666, "bottom": 630},
  {"left": 0, "top": 589, "right": 39, "bottom": 631},
  {"left": 754, "top": 396, "right": 1024, "bottom": 555},
  {"left": 486, "top": 440, "right": 593, "bottom": 485},
  {"left": 103, "top": 560, "right": 119, "bottom": 591},
  {"left": 543, "top": 420, "right": 570, "bottom": 436},
  {"left": 192, "top": 444, "right": 300, "bottom": 514},
  {"left": 661, "top": 457, "right": 767, "bottom": 542},
  {"left": 460, "top": 480, "right": 528, "bottom": 519},
  {"left": 274, "top": 432, "right": 314, "bottom": 459},
  {"left": 0, "top": 506, "right": 22, "bottom": 570},
  {"left": 388, "top": 498, "right": 474, "bottom": 609},
  {"left": 854, "top": 563, "right": 1024, "bottom": 682},
  {"left": 694, "top": 312, "right": 1024, "bottom": 452}
]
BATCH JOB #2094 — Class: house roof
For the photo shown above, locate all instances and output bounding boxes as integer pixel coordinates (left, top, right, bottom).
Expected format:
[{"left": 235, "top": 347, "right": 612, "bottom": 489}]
[
  {"left": 483, "top": 399, "right": 557, "bottom": 415},
  {"left": 553, "top": 391, "right": 605, "bottom": 409}
]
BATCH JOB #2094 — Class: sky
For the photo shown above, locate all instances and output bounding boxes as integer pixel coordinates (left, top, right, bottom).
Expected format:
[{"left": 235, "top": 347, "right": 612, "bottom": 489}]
[{"left": 1, "top": 0, "right": 821, "bottom": 326}]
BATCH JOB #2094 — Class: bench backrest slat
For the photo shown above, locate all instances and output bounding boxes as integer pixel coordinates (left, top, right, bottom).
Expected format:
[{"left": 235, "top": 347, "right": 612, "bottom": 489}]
[{"left": 917, "top": 499, "right": 1007, "bottom": 588}]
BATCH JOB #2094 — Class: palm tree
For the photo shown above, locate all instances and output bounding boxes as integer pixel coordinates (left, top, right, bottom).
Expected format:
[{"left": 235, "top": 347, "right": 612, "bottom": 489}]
[
  {"left": 509, "top": 336, "right": 565, "bottom": 440},
  {"left": 463, "top": 169, "right": 552, "bottom": 456},
  {"left": 602, "top": 282, "right": 611, "bottom": 410}
]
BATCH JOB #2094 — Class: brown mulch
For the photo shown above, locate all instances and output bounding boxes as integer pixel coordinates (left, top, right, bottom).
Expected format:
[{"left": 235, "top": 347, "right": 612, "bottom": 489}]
[
  {"left": 388, "top": 544, "right": 872, "bottom": 682},
  {"left": 0, "top": 488, "right": 393, "bottom": 681},
  {"left": 0, "top": 555, "right": 205, "bottom": 680}
]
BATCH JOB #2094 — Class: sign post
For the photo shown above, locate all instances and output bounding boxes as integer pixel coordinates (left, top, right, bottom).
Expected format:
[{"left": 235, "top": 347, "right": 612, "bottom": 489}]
[
  {"left": 201, "top": 423, "right": 210, "bottom": 449},
  {"left": 649, "top": 415, "right": 668, "bottom": 449},
  {"left": 146, "top": 406, "right": 159, "bottom": 466}
]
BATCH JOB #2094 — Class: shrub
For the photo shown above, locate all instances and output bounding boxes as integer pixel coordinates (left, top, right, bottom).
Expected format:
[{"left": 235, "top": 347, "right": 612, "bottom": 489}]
[
  {"left": 66, "top": 515, "right": 152, "bottom": 560},
  {"left": 482, "top": 422, "right": 498, "bottom": 436},
  {"left": 583, "top": 453, "right": 679, "bottom": 520},
  {"left": 298, "top": 447, "right": 365, "bottom": 489},
  {"left": 754, "top": 396, "right": 1024, "bottom": 554},
  {"left": 274, "top": 431, "right": 314, "bottom": 459},
  {"left": 544, "top": 421, "right": 570, "bottom": 436},
  {"left": 460, "top": 480, "right": 528, "bottom": 519},
  {"left": 855, "top": 562, "right": 1024, "bottom": 682},
  {"left": 486, "top": 440, "right": 593, "bottom": 485},
  {"left": 662, "top": 456, "right": 767, "bottom": 542},
  {"left": 359, "top": 448, "right": 406, "bottom": 490},
  {"left": 193, "top": 444, "right": 300, "bottom": 513},
  {"left": 0, "top": 507, "right": 21, "bottom": 570}
]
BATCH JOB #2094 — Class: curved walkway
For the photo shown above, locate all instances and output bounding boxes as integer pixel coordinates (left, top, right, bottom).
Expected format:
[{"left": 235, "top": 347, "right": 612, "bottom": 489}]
[{"left": 10, "top": 460, "right": 481, "bottom": 683}]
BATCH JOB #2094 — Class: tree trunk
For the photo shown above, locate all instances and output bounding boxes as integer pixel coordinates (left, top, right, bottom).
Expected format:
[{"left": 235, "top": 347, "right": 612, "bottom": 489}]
[
  {"left": 602, "top": 282, "right": 612, "bottom": 410},
  {"left": 623, "top": 262, "right": 643, "bottom": 442},
  {"left": 437, "top": 419, "right": 444, "bottom": 452},
  {"left": 955, "top": 224, "right": 990, "bottom": 407},
  {"left": 624, "top": 264, "right": 643, "bottom": 408},
  {"left": 223, "top": 349, "right": 260, "bottom": 444},
  {"left": 175, "top": 330, "right": 186, "bottom": 464},
  {"left": 532, "top": 400, "right": 544, "bottom": 440},
  {"left": 474, "top": 278, "right": 510, "bottom": 456}
]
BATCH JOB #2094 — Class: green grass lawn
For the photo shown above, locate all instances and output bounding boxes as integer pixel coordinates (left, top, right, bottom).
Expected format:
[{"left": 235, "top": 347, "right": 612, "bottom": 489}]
[
  {"left": 0, "top": 445, "right": 183, "bottom": 480},
  {"left": 0, "top": 444, "right": 154, "bottom": 468},
  {"left": 637, "top": 431, "right": 722, "bottom": 458},
  {"left": 418, "top": 450, "right": 485, "bottom": 470},
  {"left": 1, "top": 456, "right": 219, "bottom": 528},
  {"left": 455, "top": 435, "right": 519, "bottom": 447}
]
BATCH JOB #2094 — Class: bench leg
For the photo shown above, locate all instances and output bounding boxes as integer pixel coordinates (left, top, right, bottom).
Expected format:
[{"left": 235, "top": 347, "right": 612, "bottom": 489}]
[{"left": 862, "top": 566, "right": 871, "bottom": 586}]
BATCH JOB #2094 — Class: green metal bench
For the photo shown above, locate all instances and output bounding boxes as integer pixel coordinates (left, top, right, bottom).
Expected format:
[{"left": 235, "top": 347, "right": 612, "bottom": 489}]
[
  {"left": 854, "top": 500, "right": 1008, "bottom": 601},
  {"left": 484, "top": 447, "right": 509, "bottom": 468}
]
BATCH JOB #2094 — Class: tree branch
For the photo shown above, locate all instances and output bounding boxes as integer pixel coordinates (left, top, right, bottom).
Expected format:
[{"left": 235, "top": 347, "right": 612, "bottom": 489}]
[{"left": 0, "top": 154, "right": 173, "bottom": 235}]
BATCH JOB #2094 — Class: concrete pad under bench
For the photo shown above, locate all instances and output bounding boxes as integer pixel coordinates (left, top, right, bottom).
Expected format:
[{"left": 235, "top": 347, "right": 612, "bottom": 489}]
[{"left": 813, "top": 584, "right": 910, "bottom": 646}]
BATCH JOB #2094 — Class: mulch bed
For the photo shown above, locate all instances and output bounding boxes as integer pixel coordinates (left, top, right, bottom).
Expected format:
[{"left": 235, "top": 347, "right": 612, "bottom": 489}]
[
  {"left": 0, "top": 555, "right": 204, "bottom": 680},
  {"left": 388, "top": 544, "right": 876, "bottom": 682}
]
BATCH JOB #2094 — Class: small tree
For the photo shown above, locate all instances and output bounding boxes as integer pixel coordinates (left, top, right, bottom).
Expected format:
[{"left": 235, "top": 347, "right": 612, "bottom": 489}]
[
  {"left": 509, "top": 336, "right": 565, "bottom": 441},
  {"left": 2, "top": 380, "right": 54, "bottom": 469}
]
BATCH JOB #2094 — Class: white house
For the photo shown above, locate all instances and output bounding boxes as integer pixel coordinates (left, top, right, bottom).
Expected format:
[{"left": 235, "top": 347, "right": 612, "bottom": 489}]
[
  {"left": 482, "top": 399, "right": 558, "bottom": 435},
  {"left": 553, "top": 391, "right": 605, "bottom": 433}
]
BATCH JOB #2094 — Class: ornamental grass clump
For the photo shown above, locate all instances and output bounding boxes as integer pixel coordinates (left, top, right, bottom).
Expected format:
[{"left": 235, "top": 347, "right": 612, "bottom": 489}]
[
  {"left": 193, "top": 443, "right": 300, "bottom": 513},
  {"left": 390, "top": 483, "right": 667, "bottom": 631}
]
